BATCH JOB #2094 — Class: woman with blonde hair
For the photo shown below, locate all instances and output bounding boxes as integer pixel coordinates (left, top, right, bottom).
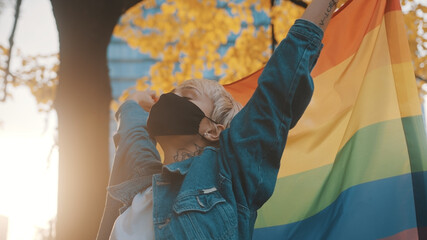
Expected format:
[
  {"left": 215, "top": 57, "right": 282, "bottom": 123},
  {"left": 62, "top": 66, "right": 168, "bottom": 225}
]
[{"left": 98, "top": 0, "right": 337, "bottom": 239}]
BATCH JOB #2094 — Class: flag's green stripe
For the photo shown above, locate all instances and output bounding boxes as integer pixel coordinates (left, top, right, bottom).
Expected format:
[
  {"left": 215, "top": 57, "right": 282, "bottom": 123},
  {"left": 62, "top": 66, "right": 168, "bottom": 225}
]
[{"left": 255, "top": 115, "right": 427, "bottom": 228}]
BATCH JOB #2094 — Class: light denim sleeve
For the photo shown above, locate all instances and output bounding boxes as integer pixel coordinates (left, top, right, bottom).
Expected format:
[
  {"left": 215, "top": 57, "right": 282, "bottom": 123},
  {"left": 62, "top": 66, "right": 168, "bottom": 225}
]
[
  {"left": 108, "top": 100, "right": 162, "bottom": 206},
  {"left": 219, "top": 19, "right": 324, "bottom": 210},
  {"left": 98, "top": 100, "right": 162, "bottom": 240}
]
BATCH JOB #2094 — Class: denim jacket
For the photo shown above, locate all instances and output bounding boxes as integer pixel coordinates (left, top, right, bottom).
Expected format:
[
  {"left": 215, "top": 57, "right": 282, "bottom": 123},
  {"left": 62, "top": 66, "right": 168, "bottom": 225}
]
[{"left": 97, "top": 19, "right": 324, "bottom": 240}]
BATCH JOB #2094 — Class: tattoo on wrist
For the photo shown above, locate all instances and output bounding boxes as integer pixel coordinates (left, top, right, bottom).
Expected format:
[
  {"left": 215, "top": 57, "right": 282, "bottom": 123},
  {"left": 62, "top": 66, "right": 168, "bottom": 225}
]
[
  {"left": 173, "top": 144, "right": 204, "bottom": 162},
  {"left": 319, "top": 0, "right": 338, "bottom": 26}
]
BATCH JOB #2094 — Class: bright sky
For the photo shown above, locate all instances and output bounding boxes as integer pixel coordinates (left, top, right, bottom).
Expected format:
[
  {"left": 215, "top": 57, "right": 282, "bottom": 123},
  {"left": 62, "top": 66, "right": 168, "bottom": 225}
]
[{"left": 0, "top": 0, "right": 59, "bottom": 239}]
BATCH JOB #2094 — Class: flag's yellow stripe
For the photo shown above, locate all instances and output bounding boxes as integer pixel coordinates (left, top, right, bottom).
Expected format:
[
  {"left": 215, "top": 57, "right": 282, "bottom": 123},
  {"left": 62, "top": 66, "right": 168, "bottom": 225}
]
[
  {"left": 279, "top": 62, "right": 414, "bottom": 178},
  {"left": 340, "top": 63, "right": 419, "bottom": 148},
  {"left": 278, "top": 17, "right": 419, "bottom": 178}
]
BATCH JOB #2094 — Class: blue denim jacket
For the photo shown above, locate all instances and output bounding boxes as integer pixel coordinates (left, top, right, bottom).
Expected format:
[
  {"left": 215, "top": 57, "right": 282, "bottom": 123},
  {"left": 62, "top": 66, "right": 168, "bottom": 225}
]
[{"left": 97, "top": 19, "right": 323, "bottom": 240}]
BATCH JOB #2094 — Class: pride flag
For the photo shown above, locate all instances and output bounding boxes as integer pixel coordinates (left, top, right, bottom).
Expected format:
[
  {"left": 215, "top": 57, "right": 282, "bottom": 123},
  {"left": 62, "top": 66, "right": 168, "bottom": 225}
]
[{"left": 224, "top": 0, "right": 427, "bottom": 239}]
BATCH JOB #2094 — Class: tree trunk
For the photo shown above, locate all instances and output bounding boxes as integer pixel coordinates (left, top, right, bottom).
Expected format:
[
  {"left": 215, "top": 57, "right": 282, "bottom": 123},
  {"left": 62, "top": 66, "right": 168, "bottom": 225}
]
[{"left": 50, "top": 0, "right": 140, "bottom": 239}]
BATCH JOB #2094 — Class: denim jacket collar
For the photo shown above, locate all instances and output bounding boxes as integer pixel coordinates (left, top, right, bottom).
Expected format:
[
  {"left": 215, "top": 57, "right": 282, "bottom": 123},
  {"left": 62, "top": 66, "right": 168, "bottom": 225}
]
[
  {"left": 162, "top": 156, "right": 194, "bottom": 175},
  {"left": 162, "top": 146, "right": 218, "bottom": 175}
]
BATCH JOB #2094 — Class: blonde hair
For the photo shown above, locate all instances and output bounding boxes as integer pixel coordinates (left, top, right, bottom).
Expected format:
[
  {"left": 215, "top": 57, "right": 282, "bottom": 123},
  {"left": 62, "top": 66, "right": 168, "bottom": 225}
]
[{"left": 176, "top": 79, "right": 242, "bottom": 128}]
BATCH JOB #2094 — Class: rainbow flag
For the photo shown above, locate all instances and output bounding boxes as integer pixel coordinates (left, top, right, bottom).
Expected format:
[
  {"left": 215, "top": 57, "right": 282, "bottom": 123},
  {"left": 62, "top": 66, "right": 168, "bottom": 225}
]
[{"left": 224, "top": 0, "right": 427, "bottom": 239}]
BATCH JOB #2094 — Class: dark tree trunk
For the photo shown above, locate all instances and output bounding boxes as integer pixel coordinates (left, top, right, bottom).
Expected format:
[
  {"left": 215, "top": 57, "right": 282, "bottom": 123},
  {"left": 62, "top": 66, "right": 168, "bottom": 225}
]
[{"left": 50, "top": 0, "right": 141, "bottom": 239}]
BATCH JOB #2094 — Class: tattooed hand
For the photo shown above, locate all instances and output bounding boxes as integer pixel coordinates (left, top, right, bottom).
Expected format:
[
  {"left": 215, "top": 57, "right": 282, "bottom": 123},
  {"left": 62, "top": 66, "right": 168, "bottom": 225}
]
[
  {"left": 301, "top": 0, "right": 338, "bottom": 31},
  {"left": 319, "top": 0, "right": 338, "bottom": 27}
]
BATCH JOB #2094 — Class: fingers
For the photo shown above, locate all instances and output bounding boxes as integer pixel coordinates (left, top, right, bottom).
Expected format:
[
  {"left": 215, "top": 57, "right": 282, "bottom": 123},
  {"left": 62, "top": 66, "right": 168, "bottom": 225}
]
[
  {"left": 144, "top": 89, "right": 158, "bottom": 102},
  {"left": 146, "top": 95, "right": 156, "bottom": 104},
  {"left": 123, "top": 88, "right": 159, "bottom": 107},
  {"left": 145, "top": 90, "right": 158, "bottom": 101}
]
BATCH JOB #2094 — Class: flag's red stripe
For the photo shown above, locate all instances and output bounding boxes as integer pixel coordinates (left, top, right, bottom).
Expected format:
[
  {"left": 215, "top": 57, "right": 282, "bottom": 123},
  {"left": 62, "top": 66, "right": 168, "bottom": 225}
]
[{"left": 385, "top": 0, "right": 401, "bottom": 13}]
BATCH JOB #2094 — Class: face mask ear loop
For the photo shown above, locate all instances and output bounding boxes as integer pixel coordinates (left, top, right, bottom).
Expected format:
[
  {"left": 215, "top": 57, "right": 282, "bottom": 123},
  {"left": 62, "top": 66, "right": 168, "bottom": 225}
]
[{"left": 204, "top": 116, "right": 218, "bottom": 124}]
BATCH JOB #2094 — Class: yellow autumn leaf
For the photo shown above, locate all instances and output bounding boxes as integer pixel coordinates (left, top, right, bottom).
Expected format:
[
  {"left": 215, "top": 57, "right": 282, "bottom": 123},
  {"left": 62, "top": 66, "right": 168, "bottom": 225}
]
[
  {"left": 119, "top": 89, "right": 130, "bottom": 102},
  {"left": 136, "top": 77, "right": 149, "bottom": 91}
]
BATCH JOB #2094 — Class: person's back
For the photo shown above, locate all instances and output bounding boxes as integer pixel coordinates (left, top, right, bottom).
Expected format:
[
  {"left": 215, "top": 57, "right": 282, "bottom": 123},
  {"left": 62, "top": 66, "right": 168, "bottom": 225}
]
[{"left": 97, "top": 1, "right": 338, "bottom": 239}]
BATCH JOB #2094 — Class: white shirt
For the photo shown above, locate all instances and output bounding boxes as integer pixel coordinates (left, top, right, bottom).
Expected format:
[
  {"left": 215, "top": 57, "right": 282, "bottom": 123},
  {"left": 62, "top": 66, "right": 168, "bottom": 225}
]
[{"left": 109, "top": 186, "right": 155, "bottom": 240}]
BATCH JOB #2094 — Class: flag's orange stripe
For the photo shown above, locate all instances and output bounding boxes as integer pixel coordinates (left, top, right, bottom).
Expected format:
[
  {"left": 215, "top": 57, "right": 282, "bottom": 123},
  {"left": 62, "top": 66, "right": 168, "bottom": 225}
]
[
  {"left": 312, "top": 0, "right": 402, "bottom": 76},
  {"left": 312, "top": 0, "right": 386, "bottom": 77},
  {"left": 313, "top": 0, "right": 402, "bottom": 77}
]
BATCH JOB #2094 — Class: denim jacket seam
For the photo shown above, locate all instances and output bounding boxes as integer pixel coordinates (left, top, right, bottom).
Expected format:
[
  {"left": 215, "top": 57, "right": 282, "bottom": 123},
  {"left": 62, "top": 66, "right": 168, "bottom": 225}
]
[
  {"left": 283, "top": 36, "right": 320, "bottom": 126},
  {"left": 289, "top": 30, "right": 322, "bottom": 47},
  {"left": 287, "top": 46, "right": 309, "bottom": 101},
  {"left": 203, "top": 146, "right": 220, "bottom": 153},
  {"left": 290, "top": 30, "right": 323, "bottom": 50},
  {"left": 219, "top": 172, "right": 231, "bottom": 185},
  {"left": 237, "top": 202, "right": 251, "bottom": 213},
  {"left": 290, "top": 19, "right": 324, "bottom": 43},
  {"left": 251, "top": 153, "right": 267, "bottom": 210},
  {"left": 219, "top": 173, "right": 251, "bottom": 213}
]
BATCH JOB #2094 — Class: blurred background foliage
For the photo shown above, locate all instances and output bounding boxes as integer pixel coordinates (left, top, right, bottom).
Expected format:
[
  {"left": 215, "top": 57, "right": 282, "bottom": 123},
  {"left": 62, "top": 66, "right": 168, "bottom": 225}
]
[{"left": 0, "top": 0, "right": 426, "bottom": 111}]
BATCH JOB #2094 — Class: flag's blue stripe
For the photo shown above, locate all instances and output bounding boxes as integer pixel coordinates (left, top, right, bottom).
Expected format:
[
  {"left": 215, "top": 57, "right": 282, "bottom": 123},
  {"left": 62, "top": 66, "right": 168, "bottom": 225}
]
[{"left": 253, "top": 171, "right": 427, "bottom": 240}]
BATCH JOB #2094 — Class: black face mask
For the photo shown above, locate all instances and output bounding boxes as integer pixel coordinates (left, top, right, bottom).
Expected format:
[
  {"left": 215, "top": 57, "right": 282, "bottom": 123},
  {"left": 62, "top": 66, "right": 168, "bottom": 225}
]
[{"left": 147, "top": 92, "right": 215, "bottom": 137}]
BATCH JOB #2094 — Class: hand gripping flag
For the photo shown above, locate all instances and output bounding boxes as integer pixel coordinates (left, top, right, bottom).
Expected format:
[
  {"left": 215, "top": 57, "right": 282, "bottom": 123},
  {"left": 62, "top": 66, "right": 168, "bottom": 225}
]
[{"left": 224, "top": 0, "right": 427, "bottom": 239}]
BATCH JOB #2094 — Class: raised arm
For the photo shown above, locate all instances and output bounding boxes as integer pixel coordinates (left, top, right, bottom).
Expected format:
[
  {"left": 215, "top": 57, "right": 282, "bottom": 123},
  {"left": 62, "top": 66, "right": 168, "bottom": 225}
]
[
  {"left": 110, "top": 90, "right": 161, "bottom": 186},
  {"left": 97, "top": 91, "right": 161, "bottom": 240},
  {"left": 220, "top": 0, "right": 337, "bottom": 210},
  {"left": 301, "top": 0, "right": 338, "bottom": 31}
]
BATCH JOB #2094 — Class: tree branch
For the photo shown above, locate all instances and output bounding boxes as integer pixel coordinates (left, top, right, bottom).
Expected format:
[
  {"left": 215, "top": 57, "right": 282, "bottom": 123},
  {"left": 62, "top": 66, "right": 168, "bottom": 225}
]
[
  {"left": 416, "top": 75, "right": 427, "bottom": 83},
  {"left": 2, "top": 0, "right": 22, "bottom": 102},
  {"left": 290, "top": 0, "right": 308, "bottom": 8},
  {"left": 271, "top": 0, "right": 277, "bottom": 53}
]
